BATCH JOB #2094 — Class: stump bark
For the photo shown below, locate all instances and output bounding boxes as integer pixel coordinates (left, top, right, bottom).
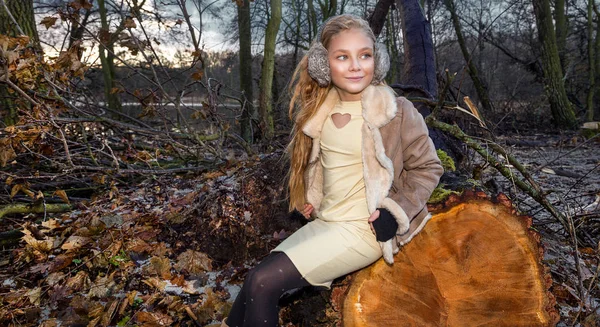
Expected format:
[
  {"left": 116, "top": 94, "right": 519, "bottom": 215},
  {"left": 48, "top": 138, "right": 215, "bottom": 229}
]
[{"left": 342, "top": 193, "right": 559, "bottom": 326}]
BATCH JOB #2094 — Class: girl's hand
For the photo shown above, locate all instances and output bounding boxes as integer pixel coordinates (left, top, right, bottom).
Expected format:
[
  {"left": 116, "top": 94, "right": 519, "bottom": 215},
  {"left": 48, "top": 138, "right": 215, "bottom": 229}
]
[
  {"left": 302, "top": 203, "right": 314, "bottom": 219},
  {"left": 368, "top": 209, "right": 380, "bottom": 235}
]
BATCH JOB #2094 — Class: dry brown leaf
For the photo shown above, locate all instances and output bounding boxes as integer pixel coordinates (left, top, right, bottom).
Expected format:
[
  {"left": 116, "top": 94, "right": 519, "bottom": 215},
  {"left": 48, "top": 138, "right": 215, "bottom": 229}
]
[
  {"left": 135, "top": 311, "right": 173, "bottom": 326},
  {"left": 22, "top": 229, "right": 54, "bottom": 254},
  {"left": 25, "top": 287, "right": 42, "bottom": 305},
  {"left": 126, "top": 290, "right": 139, "bottom": 305},
  {"left": 66, "top": 270, "right": 91, "bottom": 293},
  {"left": 45, "top": 271, "right": 65, "bottom": 286},
  {"left": 193, "top": 288, "right": 229, "bottom": 323},
  {"left": 88, "top": 273, "right": 116, "bottom": 298},
  {"left": 126, "top": 238, "right": 153, "bottom": 253},
  {"left": 40, "top": 16, "right": 58, "bottom": 29},
  {"left": 48, "top": 253, "right": 74, "bottom": 273},
  {"left": 101, "top": 299, "right": 120, "bottom": 326},
  {"left": 144, "top": 256, "right": 172, "bottom": 279},
  {"left": 105, "top": 240, "right": 122, "bottom": 257},
  {"left": 39, "top": 319, "right": 59, "bottom": 327},
  {"left": 174, "top": 250, "right": 212, "bottom": 274},
  {"left": 124, "top": 17, "right": 137, "bottom": 29},
  {"left": 182, "top": 279, "right": 202, "bottom": 295},
  {"left": 143, "top": 277, "right": 167, "bottom": 291},
  {"left": 53, "top": 189, "right": 70, "bottom": 204},
  {"left": 0, "top": 141, "right": 16, "bottom": 167},
  {"left": 41, "top": 218, "right": 60, "bottom": 230},
  {"left": 61, "top": 235, "right": 91, "bottom": 251}
]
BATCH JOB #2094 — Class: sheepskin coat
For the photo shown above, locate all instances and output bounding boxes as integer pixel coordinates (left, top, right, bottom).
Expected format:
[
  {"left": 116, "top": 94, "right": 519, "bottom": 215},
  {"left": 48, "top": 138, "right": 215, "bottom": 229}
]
[{"left": 302, "top": 84, "right": 443, "bottom": 253}]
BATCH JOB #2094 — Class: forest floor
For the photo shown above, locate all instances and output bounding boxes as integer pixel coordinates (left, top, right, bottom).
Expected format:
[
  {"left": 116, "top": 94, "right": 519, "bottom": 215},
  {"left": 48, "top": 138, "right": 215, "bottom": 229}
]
[
  {"left": 474, "top": 132, "right": 600, "bottom": 326},
  {"left": 0, "top": 131, "right": 598, "bottom": 326}
]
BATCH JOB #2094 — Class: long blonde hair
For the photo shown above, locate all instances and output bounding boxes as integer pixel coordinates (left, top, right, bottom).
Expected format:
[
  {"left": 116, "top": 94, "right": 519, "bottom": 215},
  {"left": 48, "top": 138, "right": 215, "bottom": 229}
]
[{"left": 287, "top": 15, "right": 376, "bottom": 212}]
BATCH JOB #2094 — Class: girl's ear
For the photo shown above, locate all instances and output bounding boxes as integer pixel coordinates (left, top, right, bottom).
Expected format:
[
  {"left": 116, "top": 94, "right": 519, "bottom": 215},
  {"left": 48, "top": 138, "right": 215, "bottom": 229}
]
[
  {"left": 307, "top": 42, "right": 331, "bottom": 87},
  {"left": 372, "top": 43, "right": 390, "bottom": 85}
]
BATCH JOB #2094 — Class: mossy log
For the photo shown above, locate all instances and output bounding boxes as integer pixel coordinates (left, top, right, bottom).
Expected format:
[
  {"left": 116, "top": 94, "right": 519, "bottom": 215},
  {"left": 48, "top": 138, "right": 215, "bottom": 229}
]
[
  {"left": 0, "top": 202, "right": 71, "bottom": 219},
  {"left": 342, "top": 192, "right": 559, "bottom": 326}
]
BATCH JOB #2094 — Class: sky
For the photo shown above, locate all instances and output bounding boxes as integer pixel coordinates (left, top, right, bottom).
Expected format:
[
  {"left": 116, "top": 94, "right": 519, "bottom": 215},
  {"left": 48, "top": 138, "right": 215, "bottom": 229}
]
[{"left": 36, "top": 0, "right": 237, "bottom": 66}]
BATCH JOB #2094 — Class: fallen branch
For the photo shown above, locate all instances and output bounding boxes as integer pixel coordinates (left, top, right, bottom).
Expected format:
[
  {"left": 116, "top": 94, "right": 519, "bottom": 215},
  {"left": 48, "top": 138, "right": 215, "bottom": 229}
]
[
  {"left": 426, "top": 116, "right": 571, "bottom": 234},
  {"left": 0, "top": 203, "right": 72, "bottom": 219}
]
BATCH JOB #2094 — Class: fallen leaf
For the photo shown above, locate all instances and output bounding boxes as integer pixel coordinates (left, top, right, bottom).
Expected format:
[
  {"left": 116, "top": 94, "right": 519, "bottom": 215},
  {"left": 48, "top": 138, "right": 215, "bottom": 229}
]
[
  {"left": 26, "top": 287, "right": 42, "bottom": 305},
  {"left": 53, "top": 189, "right": 70, "bottom": 204},
  {"left": 144, "top": 256, "right": 172, "bottom": 279},
  {"left": 135, "top": 311, "right": 173, "bottom": 326},
  {"left": 48, "top": 253, "right": 74, "bottom": 272},
  {"left": 174, "top": 250, "right": 212, "bottom": 274},
  {"left": 41, "top": 219, "right": 60, "bottom": 230},
  {"left": 126, "top": 238, "right": 152, "bottom": 253},
  {"left": 65, "top": 270, "right": 91, "bottom": 293},
  {"left": 143, "top": 277, "right": 166, "bottom": 291},
  {"left": 22, "top": 229, "right": 53, "bottom": 254},
  {"left": 61, "top": 235, "right": 91, "bottom": 251},
  {"left": 88, "top": 273, "right": 116, "bottom": 298}
]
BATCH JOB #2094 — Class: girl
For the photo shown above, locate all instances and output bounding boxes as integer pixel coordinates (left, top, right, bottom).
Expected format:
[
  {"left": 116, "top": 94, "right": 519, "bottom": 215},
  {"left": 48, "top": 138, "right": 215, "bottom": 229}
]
[{"left": 222, "top": 14, "right": 443, "bottom": 327}]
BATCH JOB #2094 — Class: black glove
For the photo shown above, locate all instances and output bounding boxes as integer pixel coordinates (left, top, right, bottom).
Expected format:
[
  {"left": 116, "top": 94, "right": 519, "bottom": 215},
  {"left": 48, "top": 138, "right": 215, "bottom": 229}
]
[{"left": 372, "top": 208, "right": 398, "bottom": 242}]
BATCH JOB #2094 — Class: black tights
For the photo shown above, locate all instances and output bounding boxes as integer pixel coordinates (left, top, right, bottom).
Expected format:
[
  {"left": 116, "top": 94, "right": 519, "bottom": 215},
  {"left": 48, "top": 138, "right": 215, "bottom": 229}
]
[{"left": 226, "top": 252, "right": 310, "bottom": 327}]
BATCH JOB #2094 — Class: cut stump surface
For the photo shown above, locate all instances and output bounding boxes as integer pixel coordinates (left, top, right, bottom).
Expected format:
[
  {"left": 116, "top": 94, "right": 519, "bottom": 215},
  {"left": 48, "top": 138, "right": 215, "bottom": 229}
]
[{"left": 343, "top": 196, "right": 558, "bottom": 326}]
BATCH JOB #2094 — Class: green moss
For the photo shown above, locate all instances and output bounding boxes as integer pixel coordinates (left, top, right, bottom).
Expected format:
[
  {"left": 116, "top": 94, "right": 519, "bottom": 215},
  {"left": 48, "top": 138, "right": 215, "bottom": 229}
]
[
  {"left": 436, "top": 149, "right": 456, "bottom": 172},
  {"left": 428, "top": 184, "right": 461, "bottom": 204},
  {"left": 580, "top": 128, "right": 599, "bottom": 140},
  {"left": 465, "top": 178, "right": 482, "bottom": 187}
]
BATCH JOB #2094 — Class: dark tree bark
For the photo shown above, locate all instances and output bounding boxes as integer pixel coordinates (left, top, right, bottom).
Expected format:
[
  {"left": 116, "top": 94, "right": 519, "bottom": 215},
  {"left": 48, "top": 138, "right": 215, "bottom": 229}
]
[
  {"left": 554, "top": 0, "right": 568, "bottom": 69},
  {"left": 258, "top": 0, "right": 282, "bottom": 140},
  {"left": 587, "top": 0, "right": 596, "bottom": 122},
  {"left": 0, "top": 0, "right": 39, "bottom": 42},
  {"left": 0, "top": 0, "right": 39, "bottom": 125},
  {"left": 368, "top": 0, "right": 394, "bottom": 37},
  {"left": 394, "top": 0, "right": 461, "bottom": 161},
  {"left": 396, "top": 0, "right": 437, "bottom": 105},
  {"left": 97, "top": 0, "right": 122, "bottom": 113},
  {"left": 532, "top": 0, "right": 577, "bottom": 128},
  {"left": 237, "top": 0, "right": 255, "bottom": 142}
]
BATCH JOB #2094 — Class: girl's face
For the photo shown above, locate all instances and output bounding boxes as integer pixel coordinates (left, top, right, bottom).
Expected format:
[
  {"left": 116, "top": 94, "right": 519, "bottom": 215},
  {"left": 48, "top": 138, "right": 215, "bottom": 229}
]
[{"left": 327, "top": 28, "right": 375, "bottom": 101}]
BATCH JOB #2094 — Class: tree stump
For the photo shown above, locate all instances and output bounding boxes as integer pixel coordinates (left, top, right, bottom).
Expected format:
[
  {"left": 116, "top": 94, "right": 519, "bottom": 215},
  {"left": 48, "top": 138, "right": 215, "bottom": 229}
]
[{"left": 342, "top": 193, "right": 559, "bottom": 326}]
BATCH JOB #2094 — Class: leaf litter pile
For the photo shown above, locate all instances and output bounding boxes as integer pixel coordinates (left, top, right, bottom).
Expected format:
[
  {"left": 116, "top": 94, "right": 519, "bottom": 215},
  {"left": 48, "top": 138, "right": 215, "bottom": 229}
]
[{"left": 0, "top": 151, "right": 303, "bottom": 326}]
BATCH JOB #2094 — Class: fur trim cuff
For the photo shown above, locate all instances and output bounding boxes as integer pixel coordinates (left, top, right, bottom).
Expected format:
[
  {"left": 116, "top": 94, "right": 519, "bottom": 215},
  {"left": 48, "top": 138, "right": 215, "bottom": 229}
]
[{"left": 379, "top": 197, "right": 410, "bottom": 234}]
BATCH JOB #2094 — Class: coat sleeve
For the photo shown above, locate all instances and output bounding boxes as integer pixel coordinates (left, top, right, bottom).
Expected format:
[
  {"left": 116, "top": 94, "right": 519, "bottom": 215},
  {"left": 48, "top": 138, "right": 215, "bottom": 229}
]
[{"left": 385, "top": 97, "right": 443, "bottom": 221}]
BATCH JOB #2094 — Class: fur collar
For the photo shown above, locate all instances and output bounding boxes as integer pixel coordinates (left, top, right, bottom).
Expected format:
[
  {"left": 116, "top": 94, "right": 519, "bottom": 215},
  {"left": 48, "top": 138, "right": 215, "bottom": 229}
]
[{"left": 302, "top": 85, "right": 398, "bottom": 139}]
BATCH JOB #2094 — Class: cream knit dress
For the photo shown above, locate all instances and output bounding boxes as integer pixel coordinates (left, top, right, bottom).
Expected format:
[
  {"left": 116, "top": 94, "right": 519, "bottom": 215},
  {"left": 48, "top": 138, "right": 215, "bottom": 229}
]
[{"left": 273, "top": 100, "right": 382, "bottom": 288}]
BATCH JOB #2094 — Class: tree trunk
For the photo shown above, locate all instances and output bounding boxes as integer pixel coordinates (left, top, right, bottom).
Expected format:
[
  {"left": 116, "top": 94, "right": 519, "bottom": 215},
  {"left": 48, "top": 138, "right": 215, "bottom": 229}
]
[
  {"left": 0, "top": 0, "right": 39, "bottom": 125},
  {"left": 237, "top": 0, "right": 254, "bottom": 142},
  {"left": 97, "top": 0, "right": 122, "bottom": 113},
  {"left": 307, "top": 0, "right": 318, "bottom": 40},
  {"left": 532, "top": 0, "right": 577, "bottom": 129},
  {"left": 342, "top": 194, "right": 559, "bottom": 326},
  {"left": 554, "top": 0, "right": 567, "bottom": 70},
  {"left": 0, "top": 0, "right": 39, "bottom": 42},
  {"left": 588, "top": 0, "right": 596, "bottom": 122},
  {"left": 595, "top": 4, "right": 600, "bottom": 121},
  {"left": 396, "top": 0, "right": 437, "bottom": 106},
  {"left": 395, "top": 0, "right": 461, "bottom": 160},
  {"left": 443, "top": 0, "right": 493, "bottom": 115},
  {"left": 258, "top": 0, "right": 282, "bottom": 140},
  {"left": 368, "top": 0, "right": 394, "bottom": 37}
]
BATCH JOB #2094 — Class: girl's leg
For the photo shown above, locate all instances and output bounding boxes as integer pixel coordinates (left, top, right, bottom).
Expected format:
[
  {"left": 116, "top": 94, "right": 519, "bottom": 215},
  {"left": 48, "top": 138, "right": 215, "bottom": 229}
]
[{"left": 226, "top": 252, "right": 309, "bottom": 327}]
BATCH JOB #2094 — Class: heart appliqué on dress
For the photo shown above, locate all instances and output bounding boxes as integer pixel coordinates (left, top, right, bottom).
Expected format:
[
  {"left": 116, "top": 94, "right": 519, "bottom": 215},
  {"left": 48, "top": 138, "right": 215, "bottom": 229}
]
[{"left": 331, "top": 113, "right": 351, "bottom": 129}]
